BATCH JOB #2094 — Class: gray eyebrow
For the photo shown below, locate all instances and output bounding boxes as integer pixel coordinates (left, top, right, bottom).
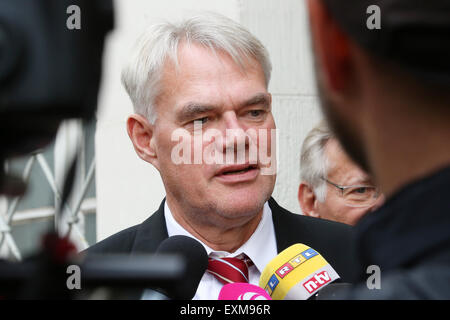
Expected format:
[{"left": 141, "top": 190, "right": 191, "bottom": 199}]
[
  {"left": 176, "top": 104, "right": 216, "bottom": 122},
  {"left": 243, "top": 93, "right": 271, "bottom": 108},
  {"left": 176, "top": 93, "right": 271, "bottom": 123}
]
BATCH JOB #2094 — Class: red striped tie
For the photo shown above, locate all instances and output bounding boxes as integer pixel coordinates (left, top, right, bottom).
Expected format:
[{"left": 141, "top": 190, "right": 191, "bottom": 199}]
[{"left": 207, "top": 255, "right": 254, "bottom": 285}]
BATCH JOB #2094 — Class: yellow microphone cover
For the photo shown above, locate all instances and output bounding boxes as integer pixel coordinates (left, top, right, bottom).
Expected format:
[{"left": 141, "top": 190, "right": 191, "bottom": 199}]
[{"left": 259, "top": 244, "right": 340, "bottom": 300}]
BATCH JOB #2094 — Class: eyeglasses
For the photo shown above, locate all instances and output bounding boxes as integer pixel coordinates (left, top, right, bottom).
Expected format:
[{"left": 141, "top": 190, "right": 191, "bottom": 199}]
[{"left": 321, "top": 177, "right": 380, "bottom": 208}]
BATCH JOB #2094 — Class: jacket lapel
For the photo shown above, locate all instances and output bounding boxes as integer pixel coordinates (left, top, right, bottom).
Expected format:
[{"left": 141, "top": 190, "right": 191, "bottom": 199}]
[
  {"left": 269, "top": 197, "right": 300, "bottom": 253},
  {"left": 130, "top": 198, "right": 169, "bottom": 254}
]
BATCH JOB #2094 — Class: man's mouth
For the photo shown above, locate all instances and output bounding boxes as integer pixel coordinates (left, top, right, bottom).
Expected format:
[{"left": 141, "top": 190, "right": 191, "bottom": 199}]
[
  {"left": 218, "top": 164, "right": 258, "bottom": 175},
  {"left": 215, "top": 164, "right": 259, "bottom": 182},
  {"left": 221, "top": 165, "right": 257, "bottom": 175}
]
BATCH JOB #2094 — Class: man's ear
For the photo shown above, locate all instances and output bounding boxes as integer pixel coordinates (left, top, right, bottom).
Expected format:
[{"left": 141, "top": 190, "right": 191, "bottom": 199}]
[
  {"left": 127, "top": 114, "right": 160, "bottom": 171},
  {"left": 307, "top": 0, "right": 352, "bottom": 92},
  {"left": 298, "top": 183, "right": 320, "bottom": 218}
]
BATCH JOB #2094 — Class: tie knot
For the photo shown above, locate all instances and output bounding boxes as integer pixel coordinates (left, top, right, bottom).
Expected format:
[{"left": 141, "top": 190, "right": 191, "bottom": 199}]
[{"left": 207, "top": 255, "right": 254, "bottom": 285}]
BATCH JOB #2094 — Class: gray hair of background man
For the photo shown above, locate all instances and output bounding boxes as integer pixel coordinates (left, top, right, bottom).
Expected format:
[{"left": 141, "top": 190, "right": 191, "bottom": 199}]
[
  {"left": 121, "top": 12, "right": 272, "bottom": 124},
  {"left": 300, "top": 120, "right": 333, "bottom": 202}
]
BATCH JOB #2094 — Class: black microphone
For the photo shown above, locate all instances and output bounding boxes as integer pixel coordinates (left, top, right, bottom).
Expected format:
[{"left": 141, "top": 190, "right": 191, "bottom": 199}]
[
  {"left": 314, "top": 283, "right": 353, "bottom": 300},
  {"left": 147, "top": 235, "right": 209, "bottom": 300}
]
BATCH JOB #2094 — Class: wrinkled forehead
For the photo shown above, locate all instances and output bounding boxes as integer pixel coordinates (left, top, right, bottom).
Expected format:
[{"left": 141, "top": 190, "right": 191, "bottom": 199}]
[
  {"left": 163, "top": 41, "right": 266, "bottom": 86},
  {"left": 325, "top": 139, "right": 370, "bottom": 183},
  {"left": 155, "top": 43, "right": 268, "bottom": 112},
  {"left": 170, "top": 40, "right": 261, "bottom": 74}
]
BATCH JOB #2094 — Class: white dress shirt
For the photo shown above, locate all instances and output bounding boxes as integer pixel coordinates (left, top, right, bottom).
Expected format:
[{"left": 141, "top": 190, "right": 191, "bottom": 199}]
[{"left": 164, "top": 201, "right": 278, "bottom": 300}]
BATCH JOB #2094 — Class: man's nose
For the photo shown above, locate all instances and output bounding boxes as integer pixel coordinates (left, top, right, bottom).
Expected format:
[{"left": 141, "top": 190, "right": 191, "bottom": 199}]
[{"left": 221, "top": 112, "right": 250, "bottom": 156}]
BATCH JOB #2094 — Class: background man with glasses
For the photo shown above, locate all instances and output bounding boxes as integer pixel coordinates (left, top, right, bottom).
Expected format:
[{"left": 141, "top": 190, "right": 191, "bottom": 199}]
[
  {"left": 298, "top": 121, "right": 384, "bottom": 226},
  {"left": 306, "top": 0, "right": 450, "bottom": 299}
]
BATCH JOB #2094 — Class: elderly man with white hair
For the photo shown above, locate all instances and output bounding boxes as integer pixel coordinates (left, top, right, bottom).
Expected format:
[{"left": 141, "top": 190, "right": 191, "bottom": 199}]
[
  {"left": 298, "top": 121, "right": 384, "bottom": 226},
  {"left": 87, "top": 13, "right": 361, "bottom": 299}
]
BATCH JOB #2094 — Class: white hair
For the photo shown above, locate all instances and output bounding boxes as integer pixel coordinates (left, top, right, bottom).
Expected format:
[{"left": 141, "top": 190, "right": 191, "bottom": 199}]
[
  {"left": 121, "top": 12, "right": 272, "bottom": 124},
  {"left": 300, "top": 120, "right": 334, "bottom": 202}
]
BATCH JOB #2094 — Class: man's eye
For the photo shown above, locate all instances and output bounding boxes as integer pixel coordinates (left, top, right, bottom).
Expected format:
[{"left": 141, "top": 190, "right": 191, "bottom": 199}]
[
  {"left": 194, "top": 117, "right": 209, "bottom": 124},
  {"left": 248, "top": 110, "right": 263, "bottom": 117},
  {"left": 353, "top": 187, "right": 368, "bottom": 194}
]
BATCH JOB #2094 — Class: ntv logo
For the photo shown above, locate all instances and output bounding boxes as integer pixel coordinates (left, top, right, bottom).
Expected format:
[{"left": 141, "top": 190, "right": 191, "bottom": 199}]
[{"left": 303, "top": 271, "right": 332, "bottom": 294}]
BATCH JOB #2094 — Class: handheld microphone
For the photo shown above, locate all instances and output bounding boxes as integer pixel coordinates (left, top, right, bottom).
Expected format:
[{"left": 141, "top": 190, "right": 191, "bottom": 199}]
[
  {"left": 146, "top": 235, "right": 209, "bottom": 300},
  {"left": 259, "top": 244, "right": 340, "bottom": 300},
  {"left": 314, "top": 283, "right": 353, "bottom": 300},
  {"left": 218, "top": 283, "right": 272, "bottom": 300}
]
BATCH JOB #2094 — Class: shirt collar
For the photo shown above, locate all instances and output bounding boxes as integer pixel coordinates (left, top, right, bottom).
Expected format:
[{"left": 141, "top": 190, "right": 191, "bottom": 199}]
[{"left": 164, "top": 201, "right": 277, "bottom": 274}]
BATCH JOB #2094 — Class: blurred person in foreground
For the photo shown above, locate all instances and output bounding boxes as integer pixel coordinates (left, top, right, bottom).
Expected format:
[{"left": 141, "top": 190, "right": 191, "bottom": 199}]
[
  {"left": 299, "top": 121, "right": 384, "bottom": 226},
  {"left": 307, "top": 0, "right": 450, "bottom": 298},
  {"left": 86, "top": 13, "right": 361, "bottom": 299}
]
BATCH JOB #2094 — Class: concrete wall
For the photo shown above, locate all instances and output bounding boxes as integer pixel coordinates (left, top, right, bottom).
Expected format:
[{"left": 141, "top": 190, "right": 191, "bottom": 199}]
[{"left": 95, "top": 0, "right": 323, "bottom": 241}]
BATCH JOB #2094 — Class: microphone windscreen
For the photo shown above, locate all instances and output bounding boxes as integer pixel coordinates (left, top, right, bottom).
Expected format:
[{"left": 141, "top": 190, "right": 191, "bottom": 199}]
[
  {"left": 315, "top": 283, "right": 353, "bottom": 300},
  {"left": 259, "top": 243, "right": 340, "bottom": 300},
  {"left": 218, "top": 283, "right": 272, "bottom": 300},
  {"left": 156, "top": 235, "right": 208, "bottom": 299}
]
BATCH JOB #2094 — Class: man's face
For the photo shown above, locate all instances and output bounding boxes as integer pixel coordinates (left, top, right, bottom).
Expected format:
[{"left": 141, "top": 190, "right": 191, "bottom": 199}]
[
  {"left": 315, "top": 79, "right": 370, "bottom": 173},
  {"left": 307, "top": 0, "right": 370, "bottom": 173},
  {"left": 151, "top": 43, "right": 276, "bottom": 228},
  {"left": 315, "top": 140, "right": 382, "bottom": 225}
]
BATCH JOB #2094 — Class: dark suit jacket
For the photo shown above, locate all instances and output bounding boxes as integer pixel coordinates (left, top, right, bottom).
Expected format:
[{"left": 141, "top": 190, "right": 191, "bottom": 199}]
[{"left": 86, "top": 197, "right": 361, "bottom": 283}]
